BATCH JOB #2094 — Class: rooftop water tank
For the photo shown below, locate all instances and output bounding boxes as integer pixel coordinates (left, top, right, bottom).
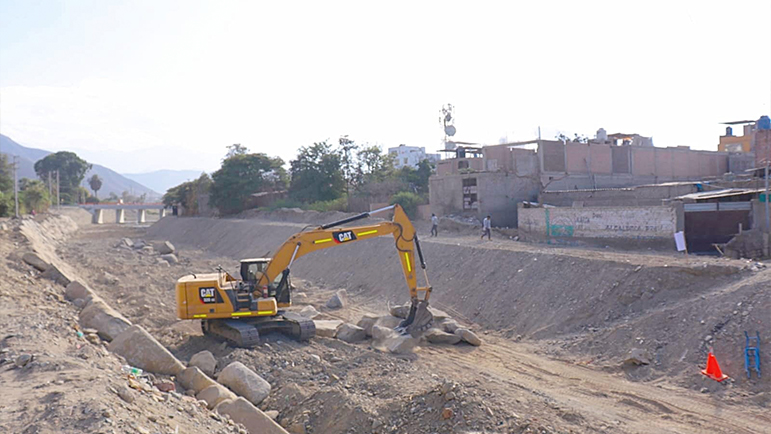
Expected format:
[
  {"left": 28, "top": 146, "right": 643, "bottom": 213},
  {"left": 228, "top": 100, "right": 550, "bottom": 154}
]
[
  {"left": 725, "top": 126, "right": 733, "bottom": 136},
  {"left": 758, "top": 115, "right": 771, "bottom": 130},
  {"left": 596, "top": 128, "right": 608, "bottom": 142}
]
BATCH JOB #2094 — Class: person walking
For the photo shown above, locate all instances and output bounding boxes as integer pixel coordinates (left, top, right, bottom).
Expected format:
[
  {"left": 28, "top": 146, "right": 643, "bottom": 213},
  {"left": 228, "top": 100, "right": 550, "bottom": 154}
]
[
  {"left": 481, "top": 215, "right": 491, "bottom": 240},
  {"left": 430, "top": 213, "right": 439, "bottom": 237}
]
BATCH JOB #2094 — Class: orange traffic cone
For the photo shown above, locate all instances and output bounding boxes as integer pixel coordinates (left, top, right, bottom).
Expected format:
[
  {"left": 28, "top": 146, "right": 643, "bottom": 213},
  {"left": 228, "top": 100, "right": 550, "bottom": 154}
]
[{"left": 701, "top": 352, "right": 728, "bottom": 382}]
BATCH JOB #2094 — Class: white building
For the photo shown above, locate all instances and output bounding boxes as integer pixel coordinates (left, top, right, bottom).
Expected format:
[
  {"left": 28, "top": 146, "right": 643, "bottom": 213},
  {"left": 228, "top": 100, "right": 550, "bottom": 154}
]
[{"left": 388, "top": 144, "right": 441, "bottom": 169}]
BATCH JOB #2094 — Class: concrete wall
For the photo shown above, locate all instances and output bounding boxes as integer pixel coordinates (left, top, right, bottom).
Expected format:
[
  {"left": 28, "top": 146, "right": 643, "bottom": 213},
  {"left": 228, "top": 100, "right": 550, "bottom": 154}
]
[
  {"left": 436, "top": 157, "right": 484, "bottom": 176},
  {"left": 429, "top": 172, "right": 539, "bottom": 227},
  {"left": 518, "top": 204, "right": 679, "bottom": 249},
  {"left": 539, "top": 183, "right": 699, "bottom": 207},
  {"left": 540, "top": 140, "right": 728, "bottom": 183}
]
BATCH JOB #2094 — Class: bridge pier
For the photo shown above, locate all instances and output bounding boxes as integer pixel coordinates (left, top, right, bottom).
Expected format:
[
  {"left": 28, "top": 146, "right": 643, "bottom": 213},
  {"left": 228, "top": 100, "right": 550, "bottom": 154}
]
[
  {"left": 116, "top": 209, "right": 125, "bottom": 224},
  {"left": 92, "top": 209, "right": 104, "bottom": 224},
  {"left": 137, "top": 209, "right": 146, "bottom": 224}
]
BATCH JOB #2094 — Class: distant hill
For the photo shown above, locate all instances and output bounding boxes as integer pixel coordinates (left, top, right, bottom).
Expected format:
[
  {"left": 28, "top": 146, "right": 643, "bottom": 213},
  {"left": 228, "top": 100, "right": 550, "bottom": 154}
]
[
  {"left": 123, "top": 169, "right": 206, "bottom": 195},
  {"left": 0, "top": 134, "right": 160, "bottom": 200}
]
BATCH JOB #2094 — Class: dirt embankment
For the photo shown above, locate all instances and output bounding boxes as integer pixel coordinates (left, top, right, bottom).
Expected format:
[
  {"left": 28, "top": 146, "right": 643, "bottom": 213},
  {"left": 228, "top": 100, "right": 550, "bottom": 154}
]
[
  {"left": 0, "top": 215, "right": 236, "bottom": 434},
  {"left": 147, "top": 216, "right": 770, "bottom": 395}
]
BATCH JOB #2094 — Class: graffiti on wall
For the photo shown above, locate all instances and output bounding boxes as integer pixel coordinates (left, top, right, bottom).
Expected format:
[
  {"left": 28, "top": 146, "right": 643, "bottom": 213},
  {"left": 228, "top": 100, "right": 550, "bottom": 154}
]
[{"left": 522, "top": 207, "right": 676, "bottom": 240}]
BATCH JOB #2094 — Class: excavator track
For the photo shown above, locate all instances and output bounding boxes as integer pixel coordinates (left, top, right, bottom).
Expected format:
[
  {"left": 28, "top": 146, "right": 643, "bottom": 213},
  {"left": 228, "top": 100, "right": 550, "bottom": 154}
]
[{"left": 201, "top": 312, "right": 316, "bottom": 348}]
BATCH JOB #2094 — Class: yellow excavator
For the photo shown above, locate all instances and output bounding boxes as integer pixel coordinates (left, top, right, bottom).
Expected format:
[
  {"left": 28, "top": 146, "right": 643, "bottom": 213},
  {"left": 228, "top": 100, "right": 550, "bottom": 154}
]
[{"left": 175, "top": 204, "right": 434, "bottom": 347}]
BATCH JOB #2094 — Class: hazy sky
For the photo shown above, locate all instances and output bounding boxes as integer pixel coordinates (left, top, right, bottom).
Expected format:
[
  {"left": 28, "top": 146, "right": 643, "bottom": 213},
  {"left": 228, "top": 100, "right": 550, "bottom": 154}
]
[{"left": 1, "top": 1, "right": 770, "bottom": 174}]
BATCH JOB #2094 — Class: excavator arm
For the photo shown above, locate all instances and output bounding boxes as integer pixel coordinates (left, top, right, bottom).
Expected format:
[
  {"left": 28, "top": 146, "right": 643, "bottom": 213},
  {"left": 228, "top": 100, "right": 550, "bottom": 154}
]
[{"left": 257, "top": 204, "right": 434, "bottom": 336}]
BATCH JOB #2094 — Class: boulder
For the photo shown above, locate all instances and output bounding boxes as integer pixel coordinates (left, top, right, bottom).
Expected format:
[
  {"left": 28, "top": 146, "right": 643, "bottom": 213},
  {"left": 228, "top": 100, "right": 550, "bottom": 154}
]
[
  {"left": 189, "top": 350, "right": 217, "bottom": 377},
  {"left": 156, "top": 241, "right": 175, "bottom": 255},
  {"left": 80, "top": 300, "right": 132, "bottom": 341},
  {"left": 428, "top": 307, "right": 451, "bottom": 321},
  {"left": 375, "top": 315, "right": 403, "bottom": 330},
  {"left": 336, "top": 323, "right": 366, "bottom": 343},
  {"left": 325, "top": 289, "right": 347, "bottom": 309},
  {"left": 215, "top": 397, "right": 289, "bottom": 434},
  {"left": 160, "top": 253, "right": 179, "bottom": 264},
  {"left": 371, "top": 325, "right": 394, "bottom": 342},
  {"left": 438, "top": 319, "right": 460, "bottom": 334},
  {"left": 177, "top": 366, "right": 217, "bottom": 393},
  {"left": 65, "top": 281, "right": 93, "bottom": 302},
  {"left": 425, "top": 328, "right": 461, "bottom": 345},
  {"left": 298, "top": 305, "right": 320, "bottom": 319},
  {"left": 356, "top": 313, "right": 379, "bottom": 336},
  {"left": 623, "top": 348, "right": 651, "bottom": 366},
  {"left": 108, "top": 325, "right": 185, "bottom": 375},
  {"left": 197, "top": 384, "right": 237, "bottom": 409},
  {"left": 22, "top": 252, "right": 49, "bottom": 272},
  {"left": 384, "top": 334, "right": 420, "bottom": 354},
  {"left": 41, "top": 261, "right": 75, "bottom": 286},
  {"left": 218, "top": 362, "right": 271, "bottom": 406},
  {"left": 121, "top": 238, "right": 134, "bottom": 248},
  {"left": 389, "top": 304, "right": 410, "bottom": 319},
  {"left": 133, "top": 239, "right": 147, "bottom": 249},
  {"left": 454, "top": 328, "right": 482, "bottom": 346},
  {"left": 0, "top": 223, "right": 8, "bottom": 231},
  {"left": 313, "top": 320, "right": 343, "bottom": 338}
]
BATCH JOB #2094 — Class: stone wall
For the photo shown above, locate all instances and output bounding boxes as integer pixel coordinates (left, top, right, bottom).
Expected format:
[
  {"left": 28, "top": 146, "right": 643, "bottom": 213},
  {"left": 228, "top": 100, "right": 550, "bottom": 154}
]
[{"left": 518, "top": 204, "right": 679, "bottom": 249}]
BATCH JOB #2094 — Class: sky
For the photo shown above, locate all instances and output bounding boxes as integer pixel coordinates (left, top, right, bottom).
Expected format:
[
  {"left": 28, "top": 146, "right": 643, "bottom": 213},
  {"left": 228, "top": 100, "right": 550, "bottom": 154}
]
[{"left": 1, "top": 0, "right": 770, "bottom": 174}]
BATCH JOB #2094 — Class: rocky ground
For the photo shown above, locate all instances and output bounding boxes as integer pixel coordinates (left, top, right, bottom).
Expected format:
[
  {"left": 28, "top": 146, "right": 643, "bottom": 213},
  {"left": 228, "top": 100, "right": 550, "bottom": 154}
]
[{"left": 2, "top": 209, "right": 770, "bottom": 434}]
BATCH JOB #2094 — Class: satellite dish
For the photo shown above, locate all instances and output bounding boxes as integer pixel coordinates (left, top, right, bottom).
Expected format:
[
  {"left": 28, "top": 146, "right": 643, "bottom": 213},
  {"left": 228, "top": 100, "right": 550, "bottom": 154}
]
[
  {"left": 444, "top": 140, "right": 457, "bottom": 150},
  {"left": 444, "top": 125, "right": 456, "bottom": 137}
]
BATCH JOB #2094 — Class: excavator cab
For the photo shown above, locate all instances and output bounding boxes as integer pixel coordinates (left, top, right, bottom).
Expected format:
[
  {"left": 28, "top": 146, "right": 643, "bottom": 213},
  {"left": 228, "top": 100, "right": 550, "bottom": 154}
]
[
  {"left": 239, "top": 258, "right": 292, "bottom": 305},
  {"left": 239, "top": 258, "right": 269, "bottom": 283}
]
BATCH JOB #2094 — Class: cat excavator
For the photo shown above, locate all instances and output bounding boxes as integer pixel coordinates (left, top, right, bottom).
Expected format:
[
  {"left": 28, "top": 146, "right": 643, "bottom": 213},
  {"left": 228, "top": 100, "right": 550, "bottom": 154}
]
[{"left": 175, "top": 204, "right": 434, "bottom": 347}]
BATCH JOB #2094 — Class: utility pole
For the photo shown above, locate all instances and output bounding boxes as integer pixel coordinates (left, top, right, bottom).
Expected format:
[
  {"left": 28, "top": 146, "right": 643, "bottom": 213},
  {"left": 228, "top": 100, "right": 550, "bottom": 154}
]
[
  {"left": 56, "top": 170, "right": 60, "bottom": 209},
  {"left": 13, "top": 156, "right": 19, "bottom": 218}
]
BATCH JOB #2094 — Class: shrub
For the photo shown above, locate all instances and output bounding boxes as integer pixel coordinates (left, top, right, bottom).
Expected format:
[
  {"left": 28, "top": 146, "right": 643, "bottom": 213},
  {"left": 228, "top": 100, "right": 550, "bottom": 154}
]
[{"left": 389, "top": 191, "right": 423, "bottom": 219}]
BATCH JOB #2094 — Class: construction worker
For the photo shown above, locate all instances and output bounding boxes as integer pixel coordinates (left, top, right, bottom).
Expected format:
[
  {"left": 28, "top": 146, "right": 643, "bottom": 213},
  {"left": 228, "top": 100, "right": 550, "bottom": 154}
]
[
  {"left": 430, "top": 213, "right": 439, "bottom": 237},
  {"left": 481, "top": 215, "right": 491, "bottom": 240}
]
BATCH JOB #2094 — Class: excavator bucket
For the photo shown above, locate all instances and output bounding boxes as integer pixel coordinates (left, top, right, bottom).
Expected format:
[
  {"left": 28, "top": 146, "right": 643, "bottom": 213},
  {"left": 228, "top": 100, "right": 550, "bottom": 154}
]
[{"left": 397, "top": 300, "right": 434, "bottom": 337}]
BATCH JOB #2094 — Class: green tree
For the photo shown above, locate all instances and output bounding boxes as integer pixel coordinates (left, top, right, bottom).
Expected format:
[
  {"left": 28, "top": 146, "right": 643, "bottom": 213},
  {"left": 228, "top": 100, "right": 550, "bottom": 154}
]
[
  {"left": 163, "top": 173, "right": 212, "bottom": 216},
  {"left": 0, "top": 154, "right": 12, "bottom": 194},
  {"left": 33, "top": 151, "right": 91, "bottom": 204},
  {"left": 289, "top": 141, "right": 345, "bottom": 203},
  {"left": 389, "top": 191, "right": 423, "bottom": 219},
  {"left": 224, "top": 144, "right": 249, "bottom": 159},
  {"left": 337, "top": 135, "right": 360, "bottom": 194},
  {"left": 19, "top": 179, "right": 50, "bottom": 213},
  {"left": 210, "top": 153, "right": 287, "bottom": 215},
  {"left": 88, "top": 174, "right": 103, "bottom": 198}
]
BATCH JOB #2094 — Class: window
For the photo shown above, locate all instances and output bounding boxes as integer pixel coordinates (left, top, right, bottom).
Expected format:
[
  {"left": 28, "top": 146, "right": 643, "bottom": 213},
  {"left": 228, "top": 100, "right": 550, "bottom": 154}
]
[
  {"left": 462, "top": 178, "right": 478, "bottom": 210},
  {"left": 404, "top": 158, "right": 408, "bottom": 165},
  {"left": 458, "top": 160, "right": 469, "bottom": 169}
]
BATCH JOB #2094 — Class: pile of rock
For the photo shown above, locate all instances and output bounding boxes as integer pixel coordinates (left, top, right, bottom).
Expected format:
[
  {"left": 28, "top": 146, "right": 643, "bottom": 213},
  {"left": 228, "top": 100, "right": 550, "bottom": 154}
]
[
  {"left": 117, "top": 238, "right": 179, "bottom": 265},
  {"left": 309, "top": 297, "right": 482, "bottom": 355}
]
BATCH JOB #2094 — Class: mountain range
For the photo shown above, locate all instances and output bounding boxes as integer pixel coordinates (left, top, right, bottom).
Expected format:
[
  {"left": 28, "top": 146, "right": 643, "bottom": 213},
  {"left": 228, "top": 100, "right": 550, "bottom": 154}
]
[
  {"left": 122, "top": 169, "right": 206, "bottom": 195},
  {"left": 0, "top": 134, "right": 161, "bottom": 200}
]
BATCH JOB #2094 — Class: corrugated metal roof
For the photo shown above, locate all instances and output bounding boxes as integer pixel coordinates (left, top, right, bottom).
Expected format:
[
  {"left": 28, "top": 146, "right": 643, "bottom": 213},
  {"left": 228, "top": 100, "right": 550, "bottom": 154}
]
[{"left": 673, "top": 188, "right": 762, "bottom": 201}]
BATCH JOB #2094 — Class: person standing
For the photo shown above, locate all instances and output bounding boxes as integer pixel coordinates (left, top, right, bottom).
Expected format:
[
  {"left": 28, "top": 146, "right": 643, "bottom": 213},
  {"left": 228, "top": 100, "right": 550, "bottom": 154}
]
[
  {"left": 481, "top": 215, "right": 491, "bottom": 240},
  {"left": 430, "top": 213, "right": 439, "bottom": 237}
]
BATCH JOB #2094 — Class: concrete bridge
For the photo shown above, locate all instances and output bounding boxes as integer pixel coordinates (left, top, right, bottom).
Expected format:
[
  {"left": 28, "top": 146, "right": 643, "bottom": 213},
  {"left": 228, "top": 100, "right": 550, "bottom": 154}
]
[{"left": 79, "top": 202, "right": 168, "bottom": 224}]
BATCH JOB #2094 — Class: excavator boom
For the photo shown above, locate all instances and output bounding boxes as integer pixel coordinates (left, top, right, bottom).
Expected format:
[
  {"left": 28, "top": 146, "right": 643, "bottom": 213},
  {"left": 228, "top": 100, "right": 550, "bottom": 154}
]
[{"left": 259, "top": 204, "right": 434, "bottom": 336}]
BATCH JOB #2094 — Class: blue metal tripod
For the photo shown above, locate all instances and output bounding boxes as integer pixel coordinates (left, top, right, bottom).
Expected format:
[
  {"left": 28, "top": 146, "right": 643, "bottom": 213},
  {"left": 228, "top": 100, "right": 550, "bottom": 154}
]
[{"left": 744, "top": 331, "right": 761, "bottom": 379}]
